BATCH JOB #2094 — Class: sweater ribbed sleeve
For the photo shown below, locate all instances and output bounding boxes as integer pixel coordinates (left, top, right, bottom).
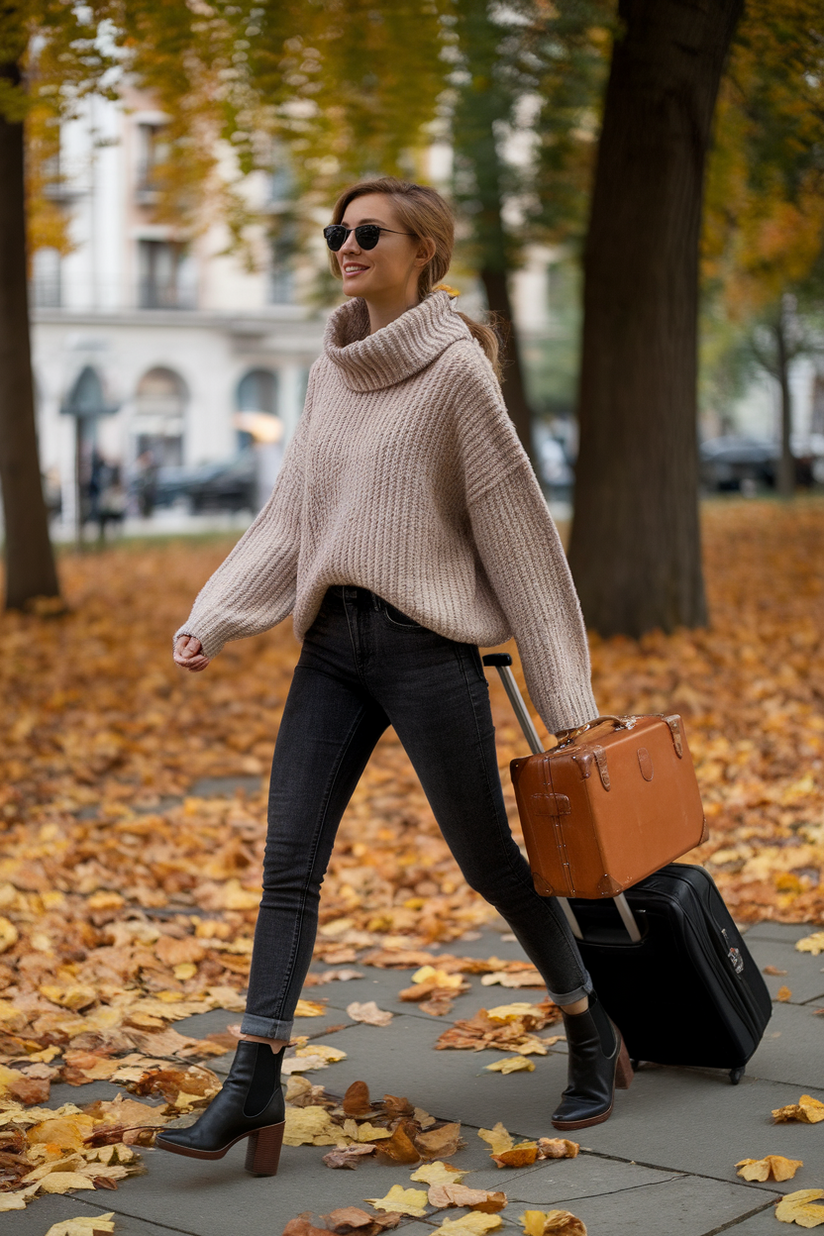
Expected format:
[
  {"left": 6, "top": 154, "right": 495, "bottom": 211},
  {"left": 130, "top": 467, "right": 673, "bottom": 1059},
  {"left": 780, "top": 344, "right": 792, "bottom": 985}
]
[
  {"left": 454, "top": 347, "right": 598, "bottom": 734},
  {"left": 468, "top": 463, "right": 599, "bottom": 734},
  {"left": 173, "top": 374, "right": 314, "bottom": 659}
]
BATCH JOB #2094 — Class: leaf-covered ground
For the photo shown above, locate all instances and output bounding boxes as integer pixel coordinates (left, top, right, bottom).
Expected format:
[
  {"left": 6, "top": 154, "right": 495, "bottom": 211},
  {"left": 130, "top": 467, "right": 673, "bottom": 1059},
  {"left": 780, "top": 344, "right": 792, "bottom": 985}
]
[
  {"left": 0, "top": 504, "right": 820, "bottom": 993},
  {"left": 0, "top": 497, "right": 822, "bottom": 1211},
  {"left": 1, "top": 499, "right": 823, "bottom": 970}
]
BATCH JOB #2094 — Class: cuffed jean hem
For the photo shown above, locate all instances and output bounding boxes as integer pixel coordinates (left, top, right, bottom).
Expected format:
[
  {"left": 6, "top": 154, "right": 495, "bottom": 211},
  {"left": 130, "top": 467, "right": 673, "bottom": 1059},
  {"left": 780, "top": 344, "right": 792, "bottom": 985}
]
[
  {"left": 239, "top": 1014, "right": 294, "bottom": 1040},
  {"left": 546, "top": 975, "right": 594, "bottom": 1006}
]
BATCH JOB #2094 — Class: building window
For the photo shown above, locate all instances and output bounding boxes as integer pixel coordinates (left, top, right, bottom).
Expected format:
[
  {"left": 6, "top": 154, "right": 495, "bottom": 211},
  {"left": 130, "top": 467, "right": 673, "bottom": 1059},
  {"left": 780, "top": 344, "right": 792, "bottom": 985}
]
[
  {"left": 813, "top": 375, "right": 824, "bottom": 437},
  {"left": 132, "top": 366, "right": 187, "bottom": 466},
  {"left": 235, "top": 369, "right": 279, "bottom": 450},
  {"left": 137, "top": 239, "right": 193, "bottom": 309},
  {"left": 135, "top": 123, "right": 167, "bottom": 201},
  {"left": 31, "top": 247, "right": 62, "bottom": 308},
  {"left": 269, "top": 222, "right": 297, "bottom": 304}
]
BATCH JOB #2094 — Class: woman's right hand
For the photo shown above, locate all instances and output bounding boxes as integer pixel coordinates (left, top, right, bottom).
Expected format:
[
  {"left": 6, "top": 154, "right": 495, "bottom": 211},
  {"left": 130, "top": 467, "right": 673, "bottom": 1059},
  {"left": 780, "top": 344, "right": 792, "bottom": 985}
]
[{"left": 174, "top": 634, "right": 211, "bottom": 672}]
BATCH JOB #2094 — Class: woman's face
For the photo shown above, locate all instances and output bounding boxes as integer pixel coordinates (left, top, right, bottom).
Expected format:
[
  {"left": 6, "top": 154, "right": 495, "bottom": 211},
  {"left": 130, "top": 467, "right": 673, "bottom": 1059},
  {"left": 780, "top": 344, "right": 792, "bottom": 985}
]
[{"left": 334, "top": 193, "right": 432, "bottom": 303}]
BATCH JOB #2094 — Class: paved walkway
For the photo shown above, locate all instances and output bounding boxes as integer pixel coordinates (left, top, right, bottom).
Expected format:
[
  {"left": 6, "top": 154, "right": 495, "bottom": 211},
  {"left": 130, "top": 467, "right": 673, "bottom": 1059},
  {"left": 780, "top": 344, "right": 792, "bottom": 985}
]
[{"left": 12, "top": 917, "right": 824, "bottom": 1236}]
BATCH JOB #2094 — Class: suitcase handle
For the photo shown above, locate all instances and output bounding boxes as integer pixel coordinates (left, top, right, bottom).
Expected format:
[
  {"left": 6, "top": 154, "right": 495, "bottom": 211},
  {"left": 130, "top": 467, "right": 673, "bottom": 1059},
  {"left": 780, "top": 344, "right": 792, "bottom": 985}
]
[
  {"left": 481, "top": 654, "right": 642, "bottom": 945},
  {"left": 554, "top": 715, "right": 637, "bottom": 747}
]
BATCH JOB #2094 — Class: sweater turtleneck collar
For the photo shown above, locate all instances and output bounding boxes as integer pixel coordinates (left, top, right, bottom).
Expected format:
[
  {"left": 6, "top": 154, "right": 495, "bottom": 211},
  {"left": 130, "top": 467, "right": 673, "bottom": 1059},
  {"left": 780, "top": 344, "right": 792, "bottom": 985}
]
[{"left": 322, "top": 290, "right": 471, "bottom": 392}]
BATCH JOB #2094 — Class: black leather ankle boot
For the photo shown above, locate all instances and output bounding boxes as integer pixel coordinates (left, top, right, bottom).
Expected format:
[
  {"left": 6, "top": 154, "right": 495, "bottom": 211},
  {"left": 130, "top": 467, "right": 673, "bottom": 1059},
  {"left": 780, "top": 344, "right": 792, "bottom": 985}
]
[
  {"left": 156, "top": 1041, "right": 286, "bottom": 1176},
  {"left": 551, "top": 993, "right": 633, "bottom": 1131}
]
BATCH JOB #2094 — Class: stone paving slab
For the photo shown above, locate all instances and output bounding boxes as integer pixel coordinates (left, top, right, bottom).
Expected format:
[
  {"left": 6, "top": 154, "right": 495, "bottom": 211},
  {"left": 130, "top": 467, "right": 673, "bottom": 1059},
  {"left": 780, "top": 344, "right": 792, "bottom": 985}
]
[
  {"left": 723, "top": 1202, "right": 796, "bottom": 1232},
  {"left": 12, "top": 921, "right": 824, "bottom": 1236},
  {"left": 747, "top": 1000, "right": 824, "bottom": 1087},
  {"left": 742, "top": 923, "right": 818, "bottom": 945},
  {"left": 12, "top": 1192, "right": 203, "bottom": 1236},
  {"left": 397, "top": 1177, "right": 779, "bottom": 1236},
  {"left": 744, "top": 937, "right": 824, "bottom": 1005}
]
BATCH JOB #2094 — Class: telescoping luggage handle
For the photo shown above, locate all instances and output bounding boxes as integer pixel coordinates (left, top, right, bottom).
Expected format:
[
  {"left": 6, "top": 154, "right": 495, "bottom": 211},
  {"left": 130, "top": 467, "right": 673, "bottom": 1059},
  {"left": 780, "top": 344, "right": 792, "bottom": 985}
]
[{"left": 482, "top": 653, "right": 642, "bottom": 944}]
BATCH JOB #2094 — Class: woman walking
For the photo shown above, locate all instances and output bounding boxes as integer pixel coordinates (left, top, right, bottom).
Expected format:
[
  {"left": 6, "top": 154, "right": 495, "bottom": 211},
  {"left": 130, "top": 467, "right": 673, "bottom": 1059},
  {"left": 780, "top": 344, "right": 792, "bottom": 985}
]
[{"left": 159, "top": 177, "right": 631, "bottom": 1177}]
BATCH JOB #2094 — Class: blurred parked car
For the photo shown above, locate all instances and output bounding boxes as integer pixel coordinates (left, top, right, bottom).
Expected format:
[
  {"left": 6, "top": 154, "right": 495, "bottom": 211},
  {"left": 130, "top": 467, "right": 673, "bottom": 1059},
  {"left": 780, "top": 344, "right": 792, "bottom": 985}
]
[
  {"left": 700, "top": 434, "right": 824, "bottom": 492},
  {"left": 187, "top": 450, "right": 257, "bottom": 513},
  {"left": 700, "top": 436, "right": 777, "bottom": 492},
  {"left": 150, "top": 451, "right": 257, "bottom": 513}
]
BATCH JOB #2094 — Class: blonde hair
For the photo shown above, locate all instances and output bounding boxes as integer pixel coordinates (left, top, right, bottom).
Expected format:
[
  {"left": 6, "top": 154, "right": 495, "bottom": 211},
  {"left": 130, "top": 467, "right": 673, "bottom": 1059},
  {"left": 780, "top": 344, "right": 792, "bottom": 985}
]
[{"left": 328, "top": 177, "right": 501, "bottom": 378}]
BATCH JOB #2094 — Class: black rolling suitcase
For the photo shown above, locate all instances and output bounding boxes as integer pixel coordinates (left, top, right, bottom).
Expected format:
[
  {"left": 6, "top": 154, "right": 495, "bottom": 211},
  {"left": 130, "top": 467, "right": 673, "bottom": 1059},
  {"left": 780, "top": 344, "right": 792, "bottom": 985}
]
[{"left": 483, "top": 653, "right": 772, "bottom": 1084}]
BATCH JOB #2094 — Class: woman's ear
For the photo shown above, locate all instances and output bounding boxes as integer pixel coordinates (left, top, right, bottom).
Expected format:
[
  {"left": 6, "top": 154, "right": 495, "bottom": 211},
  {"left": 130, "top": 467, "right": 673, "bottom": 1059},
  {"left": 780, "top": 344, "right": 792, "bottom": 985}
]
[{"left": 415, "top": 237, "right": 437, "bottom": 268}]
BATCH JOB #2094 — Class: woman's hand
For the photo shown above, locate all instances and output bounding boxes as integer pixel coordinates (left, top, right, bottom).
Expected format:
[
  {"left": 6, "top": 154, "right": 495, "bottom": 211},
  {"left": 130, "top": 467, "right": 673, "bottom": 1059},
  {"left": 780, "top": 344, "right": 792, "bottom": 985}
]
[{"left": 174, "top": 634, "right": 211, "bottom": 672}]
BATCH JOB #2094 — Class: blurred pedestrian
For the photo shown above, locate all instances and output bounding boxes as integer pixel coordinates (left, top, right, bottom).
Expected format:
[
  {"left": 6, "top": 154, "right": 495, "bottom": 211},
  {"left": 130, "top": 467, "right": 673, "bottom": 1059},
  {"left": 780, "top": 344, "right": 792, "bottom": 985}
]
[
  {"left": 165, "top": 178, "right": 615, "bottom": 1178},
  {"left": 134, "top": 449, "right": 158, "bottom": 519},
  {"left": 97, "top": 461, "right": 127, "bottom": 541}
]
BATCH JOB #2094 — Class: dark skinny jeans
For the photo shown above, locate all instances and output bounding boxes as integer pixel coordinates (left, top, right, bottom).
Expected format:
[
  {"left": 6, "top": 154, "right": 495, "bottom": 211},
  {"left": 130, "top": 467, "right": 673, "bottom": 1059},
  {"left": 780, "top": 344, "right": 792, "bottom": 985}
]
[{"left": 240, "top": 585, "right": 592, "bottom": 1040}]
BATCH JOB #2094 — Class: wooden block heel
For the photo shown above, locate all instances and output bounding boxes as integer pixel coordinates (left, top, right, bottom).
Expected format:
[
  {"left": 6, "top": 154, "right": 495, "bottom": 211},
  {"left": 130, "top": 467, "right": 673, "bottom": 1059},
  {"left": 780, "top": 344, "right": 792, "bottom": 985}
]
[
  {"left": 245, "top": 1120, "right": 285, "bottom": 1176},
  {"left": 615, "top": 1036, "right": 634, "bottom": 1089}
]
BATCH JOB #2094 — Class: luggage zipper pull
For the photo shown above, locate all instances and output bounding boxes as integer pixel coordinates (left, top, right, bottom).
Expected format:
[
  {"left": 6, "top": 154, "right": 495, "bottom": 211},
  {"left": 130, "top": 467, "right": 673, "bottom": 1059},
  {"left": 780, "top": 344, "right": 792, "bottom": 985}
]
[{"left": 721, "top": 928, "right": 745, "bottom": 974}]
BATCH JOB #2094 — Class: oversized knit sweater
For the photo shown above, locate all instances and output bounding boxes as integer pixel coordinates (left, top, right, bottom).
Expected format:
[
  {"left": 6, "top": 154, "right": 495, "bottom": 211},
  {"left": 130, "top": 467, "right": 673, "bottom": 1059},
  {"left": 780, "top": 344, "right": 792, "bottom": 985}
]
[{"left": 175, "top": 291, "right": 598, "bottom": 733}]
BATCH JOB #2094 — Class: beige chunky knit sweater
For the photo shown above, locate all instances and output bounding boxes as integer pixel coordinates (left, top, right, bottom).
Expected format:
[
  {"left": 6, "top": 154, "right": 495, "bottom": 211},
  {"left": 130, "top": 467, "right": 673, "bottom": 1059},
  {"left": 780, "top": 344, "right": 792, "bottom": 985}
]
[{"left": 175, "top": 291, "right": 598, "bottom": 733}]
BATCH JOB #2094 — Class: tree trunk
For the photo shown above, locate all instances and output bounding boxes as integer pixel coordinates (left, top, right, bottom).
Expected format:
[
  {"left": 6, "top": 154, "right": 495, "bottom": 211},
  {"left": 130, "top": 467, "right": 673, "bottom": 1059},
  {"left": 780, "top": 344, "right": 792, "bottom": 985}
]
[
  {"left": 480, "top": 267, "right": 535, "bottom": 465},
  {"left": 774, "top": 302, "right": 795, "bottom": 498},
  {"left": 0, "top": 65, "right": 60, "bottom": 609},
  {"left": 567, "top": 0, "right": 742, "bottom": 638},
  {"left": 451, "top": 0, "right": 536, "bottom": 468}
]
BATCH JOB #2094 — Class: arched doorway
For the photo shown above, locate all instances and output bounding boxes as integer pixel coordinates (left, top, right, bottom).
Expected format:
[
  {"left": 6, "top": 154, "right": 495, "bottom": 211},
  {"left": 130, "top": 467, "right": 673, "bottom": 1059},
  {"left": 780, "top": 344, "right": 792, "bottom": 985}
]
[
  {"left": 132, "top": 367, "right": 188, "bottom": 466},
  {"left": 235, "top": 369, "right": 279, "bottom": 451}
]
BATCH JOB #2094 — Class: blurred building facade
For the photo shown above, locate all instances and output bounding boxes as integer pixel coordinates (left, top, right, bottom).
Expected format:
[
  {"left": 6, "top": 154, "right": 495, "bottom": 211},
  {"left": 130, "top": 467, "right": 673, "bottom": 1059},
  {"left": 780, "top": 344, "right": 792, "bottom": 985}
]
[{"left": 30, "top": 87, "right": 323, "bottom": 531}]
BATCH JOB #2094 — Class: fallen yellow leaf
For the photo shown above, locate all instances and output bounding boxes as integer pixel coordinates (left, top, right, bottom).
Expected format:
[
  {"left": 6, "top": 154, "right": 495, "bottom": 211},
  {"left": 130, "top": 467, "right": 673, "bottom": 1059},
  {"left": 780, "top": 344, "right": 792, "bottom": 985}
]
[
  {"left": 294, "top": 1044, "right": 347, "bottom": 1062},
  {"left": 487, "top": 1003, "right": 543, "bottom": 1023},
  {"left": 294, "top": 999, "right": 327, "bottom": 1017},
  {"left": 776, "top": 1189, "right": 824, "bottom": 1227},
  {"left": 484, "top": 1055, "right": 535, "bottom": 1074},
  {"left": 412, "top": 966, "right": 466, "bottom": 990},
  {"left": 365, "top": 1184, "right": 429, "bottom": 1216},
  {"left": 478, "top": 1122, "right": 513, "bottom": 1155},
  {"left": 43, "top": 1218, "right": 116, "bottom": 1236},
  {"left": 434, "top": 1215, "right": 502, "bottom": 1235},
  {"left": 795, "top": 933, "right": 824, "bottom": 956},
  {"left": 36, "top": 1171, "right": 99, "bottom": 1193},
  {"left": 736, "top": 1155, "right": 803, "bottom": 1182},
  {"left": 777, "top": 986, "right": 793, "bottom": 1003},
  {"left": 410, "top": 1161, "right": 468, "bottom": 1186},
  {"left": 342, "top": 1119, "right": 392, "bottom": 1142},
  {"left": 773, "top": 1096, "right": 824, "bottom": 1124},
  {"left": 284, "top": 1105, "right": 347, "bottom": 1147},
  {"left": 520, "top": 1210, "right": 587, "bottom": 1235},
  {"left": 0, "top": 916, "right": 18, "bottom": 953}
]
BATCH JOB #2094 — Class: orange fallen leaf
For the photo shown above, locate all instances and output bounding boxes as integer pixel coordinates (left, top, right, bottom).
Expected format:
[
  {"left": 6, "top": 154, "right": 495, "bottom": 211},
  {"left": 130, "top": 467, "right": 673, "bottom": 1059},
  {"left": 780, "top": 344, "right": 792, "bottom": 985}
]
[
  {"left": 777, "top": 986, "right": 793, "bottom": 1002},
  {"left": 537, "top": 1138, "right": 579, "bottom": 1159}
]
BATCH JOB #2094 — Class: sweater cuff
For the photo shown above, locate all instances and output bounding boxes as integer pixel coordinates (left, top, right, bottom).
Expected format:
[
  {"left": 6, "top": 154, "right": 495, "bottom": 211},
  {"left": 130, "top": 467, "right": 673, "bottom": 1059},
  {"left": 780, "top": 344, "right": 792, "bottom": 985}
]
[{"left": 173, "top": 625, "right": 225, "bottom": 661}]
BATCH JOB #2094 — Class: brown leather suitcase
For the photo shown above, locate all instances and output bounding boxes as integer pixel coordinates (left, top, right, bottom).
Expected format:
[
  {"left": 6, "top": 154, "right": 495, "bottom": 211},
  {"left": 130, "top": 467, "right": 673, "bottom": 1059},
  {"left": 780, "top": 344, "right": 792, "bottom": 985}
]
[{"left": 510, "top": 712, "right": 707, "bottom": 899}]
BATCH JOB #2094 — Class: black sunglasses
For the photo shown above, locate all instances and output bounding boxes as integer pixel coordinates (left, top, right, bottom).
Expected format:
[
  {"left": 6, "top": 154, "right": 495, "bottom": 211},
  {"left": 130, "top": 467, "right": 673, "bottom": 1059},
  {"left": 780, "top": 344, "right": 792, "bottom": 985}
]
[{"left": 323, "top": 223, "right": 416, "bottom": 251}]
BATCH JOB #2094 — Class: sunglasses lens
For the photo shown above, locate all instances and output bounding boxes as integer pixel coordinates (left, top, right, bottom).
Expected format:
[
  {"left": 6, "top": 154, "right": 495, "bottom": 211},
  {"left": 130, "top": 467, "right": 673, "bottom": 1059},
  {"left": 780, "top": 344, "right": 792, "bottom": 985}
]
[
  {"left": 356, "top": 225, "right": 381, "bottom": 249},
  {"left": 323, "top": 226, "right": 346, "bottom": 251}
]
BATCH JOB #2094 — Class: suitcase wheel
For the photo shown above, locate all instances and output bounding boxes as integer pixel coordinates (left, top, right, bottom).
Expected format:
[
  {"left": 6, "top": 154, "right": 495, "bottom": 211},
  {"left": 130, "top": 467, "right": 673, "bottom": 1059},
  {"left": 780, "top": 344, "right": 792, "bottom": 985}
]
[
  {"left": 729, "top": 1067, "right": 745, "bottom": 1086},
  {"left": 630, "top": 1059, "right": 640, "bottom": 1072}
]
